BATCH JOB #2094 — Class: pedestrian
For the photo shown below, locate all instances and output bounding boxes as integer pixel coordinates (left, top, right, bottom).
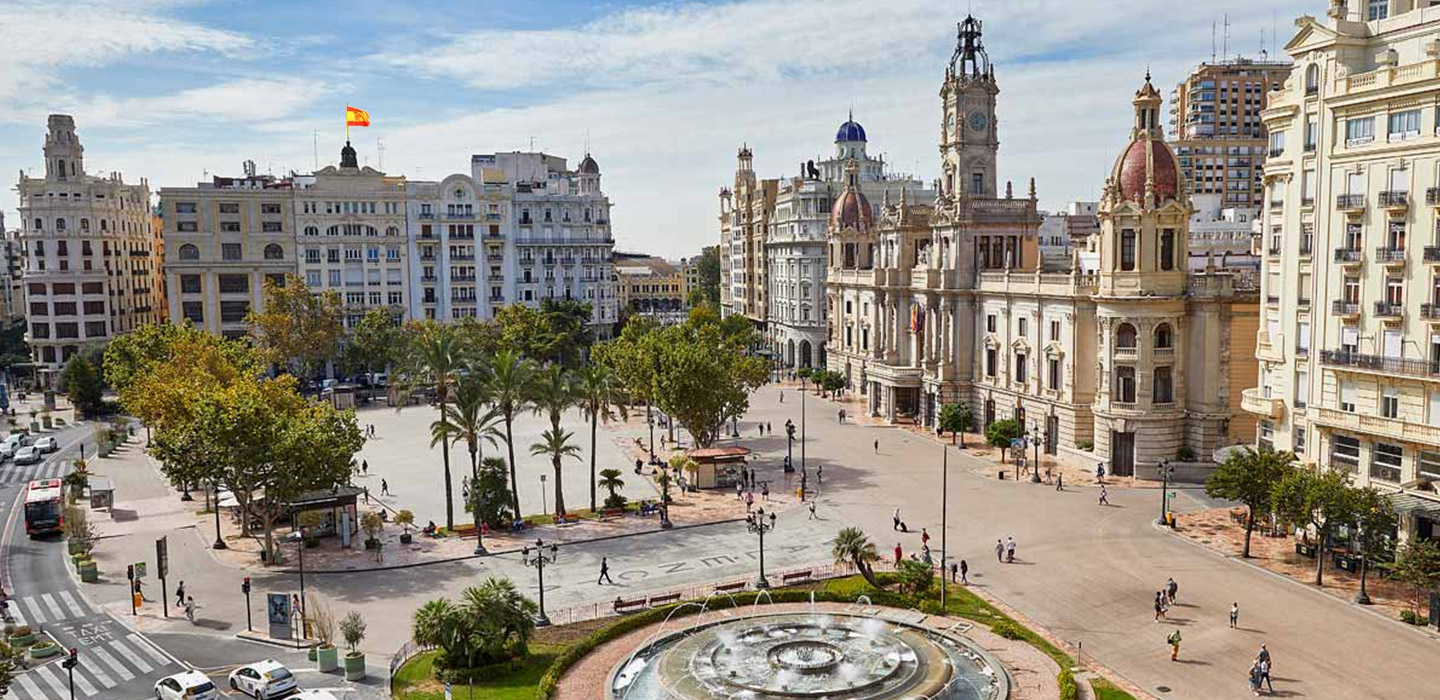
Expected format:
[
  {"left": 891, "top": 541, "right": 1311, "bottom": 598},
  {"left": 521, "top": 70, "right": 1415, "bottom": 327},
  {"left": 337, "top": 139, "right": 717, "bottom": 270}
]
[
  {"left": 874, "top": 439, "right": 879, "bottom": 454},
  {"left": 1167, "top": 629, "right": 1182, "bottom": 661},
  {"left": 950, "top": 562, "right": 958, "bottom": 583},
  {"left": 758, "top": 425, "right": 763, "bottom": 437},
  {"left": 598, "top": 557, "right": 614, "bottom": 585},
  {"left": 921, "top": 545, "right": 932, "bottom": 565},
  {"left": 960, "top": 560, "right": 968, "bottom": 584},
  {"left": 1257, "top": 643, "right": 1270, "bottom": 665},
  {"left": 921, "top": 528, "right": 930, "bottom": 548},
  {"left": 750, "top": 468, "right": 756, "bottom": 485},
  {"left": 1099, "top": 484, "right": 1110, "bottom": 506},
  {"left": 1259, "top": 657, "right": 1274, "bottom": 694},
  {"left": 1249, "top": 661, "right": 1263, "bottom": 696},
  {"left": 184, "top": 596, "right": 197, "bottom": 623},
  {"left": 780, "top": 390, "right": 784, "bottom": 404},
  {"left": 808, "top": 501, "right": 817, "bottom": 519},
  {"left": 1229, "top": 602, "right": 1239, "bottom": 628},
  {"left": 893, "top": 507, "right": 902, "bottom": 531},
  {"left": 175, "top": 580, "right": 185, "bottom": 609},
  {"left": 1055, "top": 472, "right": 1064, "bottom": 491},
  {"left": 745, "top": 490, "right": 754, "bottom": 512},
  {"left": 1166, "top": 577, "right": 1178, "bottom": 603},
  {"left": 1096, "top": 462, "right": 1106, "bottom": 484},
  {"left": 767, "top": 422, "right": 772, "bottom": 434},
  {"left": 762, "top": 483, "right": 769, "bottom": 501},
  {"left": 817, "top": 464, "right": 823, "bottom": 483},
  {"left": 362, "top": 459, "right": 368, "bottom": 475},
  {"left": 381, "top": 479, "right": 390, "bottom": 496},
  {"left": 1005, "top": 536, "right": 1016, "bottom": 563},
  {"left": 995, "top": 539, "right": 1004, "bottom": 562},
  {"left": 363, "top": 486, "right": 370, "bottom": 504},
  {"left": 1154, "top": 592, "right": 1165, "bottom": 622},
  {"left": 894, "top": 543, "right": 903, "bottom": 566},
  {"left": 737, "top": 482, "right": 744, "bottom": 500}
]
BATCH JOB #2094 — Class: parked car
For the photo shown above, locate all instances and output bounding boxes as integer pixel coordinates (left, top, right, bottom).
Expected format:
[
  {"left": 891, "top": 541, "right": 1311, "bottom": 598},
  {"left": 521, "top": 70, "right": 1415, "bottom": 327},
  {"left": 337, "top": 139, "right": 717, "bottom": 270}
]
[
  {"left": 228, "top": 659, "right": 298, "bottom": 699},
  {"left": 155, "top": 670, "right": 220, "bottom": 700},
  {"left": 33, "top": 437, "right": 57, "bottom": 454},
  {"left": 0, "top": 444, "right": 13, "bottom": 462},
  {"left": 13, "top": 446, "right": 40, "bottom": 465},
  {"left": 4, "top": 433, "right": 32, "bottom": 450}
]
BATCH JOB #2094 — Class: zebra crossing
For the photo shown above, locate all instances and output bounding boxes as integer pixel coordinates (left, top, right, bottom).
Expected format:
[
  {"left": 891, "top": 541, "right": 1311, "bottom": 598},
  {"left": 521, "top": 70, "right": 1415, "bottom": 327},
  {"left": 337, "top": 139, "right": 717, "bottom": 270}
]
[
  {"left": 8, "top": 633, "right": 176, "bottom": 700},
  {"left": 0, "top": 458, "right": 67, "bottom": 486}
]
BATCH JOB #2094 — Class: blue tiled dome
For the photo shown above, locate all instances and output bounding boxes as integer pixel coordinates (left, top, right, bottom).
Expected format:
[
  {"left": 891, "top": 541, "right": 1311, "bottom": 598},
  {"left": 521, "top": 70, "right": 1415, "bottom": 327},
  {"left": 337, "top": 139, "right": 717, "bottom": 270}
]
[{"left": 835, "top": 119, "right": 867, "bottom": 143}]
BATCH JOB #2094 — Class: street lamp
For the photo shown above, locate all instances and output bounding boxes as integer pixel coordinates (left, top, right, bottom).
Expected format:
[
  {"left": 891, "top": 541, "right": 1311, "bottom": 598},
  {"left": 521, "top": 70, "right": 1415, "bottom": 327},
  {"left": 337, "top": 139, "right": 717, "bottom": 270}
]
[
  {"left": 1029, "top": 422, "right": 1043, "bottom": 484},
  {"left": 522, "top": 539, "right": 559, "bottom": 626},
  {"left": 785, "top": 419, "right": 795, "bottom": 473},
  {"left": 1157, "top": 459, "right": 1174, "bottom": 526},
  {"left": 731, "top": 414, "right": 740, "bottom": 438},
  {"left": 211, "top": 480, "right": 227, "bottom": 550},
  {"left": 746, "top": 506, "right": 778, "bottom": 589},
  {"left": 540, "top": 474, "right": 548, "bottom": 518},
  {"left": 939, "top": 443, "right": 949, "bottom": 610}
]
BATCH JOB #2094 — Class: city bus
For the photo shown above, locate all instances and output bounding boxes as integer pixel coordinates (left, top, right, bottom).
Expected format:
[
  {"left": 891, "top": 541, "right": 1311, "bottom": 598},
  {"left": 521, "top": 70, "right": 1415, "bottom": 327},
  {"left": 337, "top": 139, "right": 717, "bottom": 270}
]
[{"left": 23, "top": 479, "right": 63, "bottom": 536}]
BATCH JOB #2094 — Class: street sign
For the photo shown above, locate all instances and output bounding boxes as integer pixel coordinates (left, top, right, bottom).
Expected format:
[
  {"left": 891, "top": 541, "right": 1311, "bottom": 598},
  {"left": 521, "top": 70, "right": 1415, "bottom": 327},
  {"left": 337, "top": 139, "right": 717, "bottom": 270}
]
[
  {"left": 156, "top": 536, "right": 169, "bottom": 579},
  {"left": 134, "top": 562, "right": 147, "bottom": 580}
]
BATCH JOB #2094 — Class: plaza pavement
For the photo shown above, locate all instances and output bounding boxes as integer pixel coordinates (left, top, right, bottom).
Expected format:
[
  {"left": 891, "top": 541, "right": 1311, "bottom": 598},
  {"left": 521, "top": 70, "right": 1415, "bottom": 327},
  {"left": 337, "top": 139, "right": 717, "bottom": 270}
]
[{"left": 82, "top": 385, "right": 1440, "bottom": 699}]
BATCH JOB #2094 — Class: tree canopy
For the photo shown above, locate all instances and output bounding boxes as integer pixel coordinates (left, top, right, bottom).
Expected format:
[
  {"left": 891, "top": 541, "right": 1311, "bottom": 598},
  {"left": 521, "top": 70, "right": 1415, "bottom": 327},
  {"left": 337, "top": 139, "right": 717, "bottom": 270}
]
[
  {"left": 1205, "top": 447, "right": 1295, "bottom": 557},
  {"left": 245, "top": 274, "right": 344, "bottom": 378},
  {"left": 61, "top": 353, "right": 103, "bottom": 417}
]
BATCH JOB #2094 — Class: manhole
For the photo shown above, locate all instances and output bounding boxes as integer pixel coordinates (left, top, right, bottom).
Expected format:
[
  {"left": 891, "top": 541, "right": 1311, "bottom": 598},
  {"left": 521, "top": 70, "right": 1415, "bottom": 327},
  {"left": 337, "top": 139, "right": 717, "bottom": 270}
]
[{"left": 1156, "top": 685, "right": 1172, "bottom": 693}]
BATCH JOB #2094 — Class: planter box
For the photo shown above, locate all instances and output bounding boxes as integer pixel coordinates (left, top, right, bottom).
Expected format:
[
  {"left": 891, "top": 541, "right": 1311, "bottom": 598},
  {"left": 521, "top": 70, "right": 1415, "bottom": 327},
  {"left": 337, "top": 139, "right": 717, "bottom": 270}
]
[
  {"left": 343, "top": 653, "right": 366, "bottom": 681},
  {"left": 68, "top": 541, "right": 84, "bottom": 556},
  {"left": 399, "top": 533, "right": 413, "bottom": 545},
  {"left": 307, "top": 647, "right": 318, "bottom": 662},
  {"left": 41, "top": 417, "right": 52, "bottom": 429},
  {"left": 28, "top": 643, "right": 59, "bottom": 659},
  {"left": 79, "top": 562, "right": 99, "bottom": 583},
  {"left": 316, "top": 645, "right": 339, "bottom": 673},
  {"left": 8, "top": 632, "right": 35, "bottom": 647},
  {"left": 1295, "top": 542, "right": 1317, "bottom": 558}
]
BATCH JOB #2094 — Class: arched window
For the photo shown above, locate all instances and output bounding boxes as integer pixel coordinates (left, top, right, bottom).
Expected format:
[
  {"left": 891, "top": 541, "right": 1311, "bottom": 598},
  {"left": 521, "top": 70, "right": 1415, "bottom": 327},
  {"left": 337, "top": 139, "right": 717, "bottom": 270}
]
[
  {"left": 55, "top": 218, "right": 66, "bottom": 232},
  {"left": 263, "top": 244, "right": 284, "bottom": 260},
  {"left": 1305, "top": 64, "right": 1319, "bottom": 94},
  {"left": 1154, "top": 323, "right": 1173, "bottom": 349},
  {"left": 80, "top": 218, "right": 89, "bottom": 231},
  {"left": 100, "top": 219, "right": 108, "bottom": 231},
  {"left": 178, "top": 244, "right": 200, "bottom": 261},
  {"left": 386, "top": 226, "right": 398, "bottom": 237},
  {"left": 304, "top": 226, "right": 319, "bottom": 237},
  {"left": 1116, "top": 323, "right": 1138, "bottom": 349}
]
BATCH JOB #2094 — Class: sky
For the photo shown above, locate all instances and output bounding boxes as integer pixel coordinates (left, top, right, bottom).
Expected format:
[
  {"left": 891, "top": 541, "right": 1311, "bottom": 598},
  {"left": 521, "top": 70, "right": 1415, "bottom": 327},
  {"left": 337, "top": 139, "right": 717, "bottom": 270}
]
[{"left": 0, "top": 0, "right": 1315, "bottom": 258}]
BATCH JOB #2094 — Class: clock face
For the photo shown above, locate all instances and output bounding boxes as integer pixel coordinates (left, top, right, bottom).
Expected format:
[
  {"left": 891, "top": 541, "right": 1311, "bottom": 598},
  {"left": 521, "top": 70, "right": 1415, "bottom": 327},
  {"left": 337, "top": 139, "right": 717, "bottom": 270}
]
[{"left": 969, "top": 112, "right": 989, "bottom": 132}]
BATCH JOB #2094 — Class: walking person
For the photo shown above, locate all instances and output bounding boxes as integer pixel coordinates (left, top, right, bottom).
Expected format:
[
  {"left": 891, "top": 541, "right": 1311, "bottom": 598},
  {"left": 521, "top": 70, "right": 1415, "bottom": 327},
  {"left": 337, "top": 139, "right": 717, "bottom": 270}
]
[
  {"left": 381, "top": 479, "right": 390, "bottom": 496},
  {"left": 1229, "top": 602, "right": 1239, "bottom": 628},
  {"left": 1259, "top": 656, "right": 1274, "bottom": 694},
  {"left": 817, "top": 464, "right": 823, "bottom": 483},
  {"left": 762, "top": 483, "right": 769, "bottom": 501},
  {"left": 894, "top": 543, "right": 903, "bottom": 567},
  {"left": 960, "top": 559, "right": 969, "bottom": 584},
  {"left": 1005, "top": 536, "right": 1016, "bottom": 563},
  {"left": 175, "top": 580, "right": 185, "bottom": 609},
  {"left": 949, "top": 561, "right": 958, "bottom": 583},
  {"left": 921, "top": 528, "right": 930, "bottom": 548},
  {"left": 184, "top": 596, "right": 198, "bottom": 623},
  {"left": 363, "top": 486, "right": 370, "bottom": 504},
  {"left": 745, "top": 490, "right": 754, "bottom": 513},
  {"left": 1154, "top": 592, "right": 1164, "bottom": 622},
  {"left": 1096, "top": 462, "right": 1106, "bottom": 484},
  {"left": 1248, "top": 661, "right": 1263, "bottom": 696},
  {"left": 767, "top": 422, "right": 772, "bottom": 434},
  {"left": 995, "top": 539, "right": 1004, "bottom": 562},
  {"left": 1055, "top": 472, "right": 1063, "bottom": 491},
  {"left": 873, "top": 439, "right": 879, "bottom": 454},
  {"left": 893, "top": 507, "right": 902, "bottom": 531},
  {"left": 737, "top": 482, "right": 744, "bottom": 500},
  {"left": 808, "top": 501, "right": 817, "bottom": 520},
  {"left": 1166, "top": 629, "right": 1182, "bottom": 661},
  {"left": 362, "top": 459, "right": 368, "bottom": 475},
  {"left": 1166, "top": 577, "right": 1178, "bottom": 604},
  {"left": 779, "top": 390, "right": 784, "bottom": 404},
  {"left": 598, "top": 557, "right": 615, "bottom": 585},
  {"left": 1098, "top": 484, "right": 1110, "bottom": 506}
]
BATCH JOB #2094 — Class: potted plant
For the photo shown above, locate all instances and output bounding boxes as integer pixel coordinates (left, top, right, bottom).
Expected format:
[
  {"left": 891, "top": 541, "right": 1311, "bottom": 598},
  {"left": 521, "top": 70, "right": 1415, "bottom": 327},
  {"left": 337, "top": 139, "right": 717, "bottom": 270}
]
[
  {"left": 339, "top": 611, "right": 366, "bottom": 680},
  {"left": 27, "top": 408, "right": 38, "bottom": 433},
  {"left": 395, "top": 509, "right": 415, "bottom": 545},
  {"left": 40, "top": 408, "right": 52, "bottom": 430},
  {"left": 7, "top": 626, "right": 35, "bottom": 647},
  {"left": 311, "top": 598, "right": 339, "bottom": 671},
  {"left": 28, "top": 639, "right": 59, "bottom": 659},
  {"left": 361, "top": 511, "right": 383, "bottom": 551}
]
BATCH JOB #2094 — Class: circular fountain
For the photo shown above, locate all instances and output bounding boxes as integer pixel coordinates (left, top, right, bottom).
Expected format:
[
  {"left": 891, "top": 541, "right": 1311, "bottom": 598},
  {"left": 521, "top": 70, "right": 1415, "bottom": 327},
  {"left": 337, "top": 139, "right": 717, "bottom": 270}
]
[{"left": 611, "top": 612, "right": 1007, "bottom": 700}]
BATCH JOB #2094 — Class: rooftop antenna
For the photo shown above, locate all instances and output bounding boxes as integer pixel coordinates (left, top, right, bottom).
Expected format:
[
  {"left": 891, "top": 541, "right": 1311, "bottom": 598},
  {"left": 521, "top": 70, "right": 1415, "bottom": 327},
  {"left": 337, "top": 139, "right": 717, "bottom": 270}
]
[
  {"left": 1260, "top": 29, "right": 1267, "bottom": 61},
  {"left": 312, "top": 130, "right": 318, "bottom": 170},
  {"left": 1211, "top": 19, "right": 1216, "bottom": 63},
  {"left": 1223, "top": 13, "right": 1230, "bottom": 62},
  {"left": 377, "top": 136, "right": 386, "bottom": 170},
  {"left": 529, "top": 136, "right": 535, "bottom": 152}
]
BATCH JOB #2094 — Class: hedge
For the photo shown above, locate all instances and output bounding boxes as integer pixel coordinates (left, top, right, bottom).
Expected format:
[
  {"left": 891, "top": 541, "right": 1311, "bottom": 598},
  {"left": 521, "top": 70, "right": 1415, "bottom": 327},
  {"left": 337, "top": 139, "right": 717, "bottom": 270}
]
[{"left": 1058, "top": 668, "right": 1078, "bottom": 700}]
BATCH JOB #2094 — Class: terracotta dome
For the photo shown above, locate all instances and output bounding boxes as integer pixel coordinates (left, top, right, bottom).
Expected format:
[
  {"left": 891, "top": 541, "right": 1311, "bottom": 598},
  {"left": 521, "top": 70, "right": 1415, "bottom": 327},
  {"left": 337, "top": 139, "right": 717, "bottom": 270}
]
[
  {"left": 831, "top": 188, "right": 873, "bottom": 232},
  {"left": 1116, "top": 139, "right": 1179, "bottom": 203}
]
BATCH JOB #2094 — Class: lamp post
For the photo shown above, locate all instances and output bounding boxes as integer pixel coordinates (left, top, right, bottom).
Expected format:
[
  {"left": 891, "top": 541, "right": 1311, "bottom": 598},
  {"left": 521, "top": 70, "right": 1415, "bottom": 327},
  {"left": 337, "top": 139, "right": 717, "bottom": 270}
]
[
  {"left": 540, "top": 474, "right": 548, "bottom": 518},
  {"left": 939, "top": 442, "right": 949, "bottom": 610},
  {"left": 746, "top": 507, "right": 778, "bottom": 589},
  {"left": 785, "top": 420, "right": 795, "bottom": 472},
  {"left": 211, "top": 480, "right": 226, "bottom": 550},
  {"left": 1029, "top": 422, "right": 1043, "bottom": 484},
  {"left": 1156, "top": 459, "right": 1174, "bottom": 526},
  {"left": 731, "top": 414, "right": 740, "bottom": 438},
  {"left": 522, "top": 539, "right": 558, "bottom": 626}
]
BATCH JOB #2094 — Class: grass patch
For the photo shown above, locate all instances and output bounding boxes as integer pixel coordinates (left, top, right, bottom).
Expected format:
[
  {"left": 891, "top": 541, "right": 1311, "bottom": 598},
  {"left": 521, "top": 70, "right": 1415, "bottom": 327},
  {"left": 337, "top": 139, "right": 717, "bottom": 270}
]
[
  {"left": 394, "top": 645, "right": 565, "bottom": 700},
  {"left": 1091, "top": 675, "right": 1138, "bottom": 700}
]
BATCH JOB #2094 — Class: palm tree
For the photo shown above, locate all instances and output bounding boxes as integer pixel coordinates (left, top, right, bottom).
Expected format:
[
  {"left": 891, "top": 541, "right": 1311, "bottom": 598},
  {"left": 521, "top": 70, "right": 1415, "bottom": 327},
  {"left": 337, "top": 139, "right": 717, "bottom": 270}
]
[
  {"left": 832, "top": 526, "right": 883, "bottom": 589},
  {"left": 576, "top": 365, "right": 628, "bottom": 512},
  {"left": 461, "top": 577, "right": 538, "bottom": 658},
  {"left": 530, "top": 364, "right": 575, "bottom": 435},
  {"left": 431, "top": 374, "right": 504, "bottom": 551},
  {"left": 598, "top": 468, "right": 625, "bottom": 508},
  {"left": 405, "top": 325, "right": 464, "bottom": 530},
  {"left": 487, "top": 349, "right": 535, "bottom": 517},
  {"left": 530, "top": 428, "right": 582, "bottom": 518}
]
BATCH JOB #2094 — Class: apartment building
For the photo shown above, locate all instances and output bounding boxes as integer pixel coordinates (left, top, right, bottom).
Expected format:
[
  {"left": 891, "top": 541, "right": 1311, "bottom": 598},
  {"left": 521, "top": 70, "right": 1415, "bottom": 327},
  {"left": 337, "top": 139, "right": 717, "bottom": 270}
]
[
  {"left": 613, "top": 253, "right": 685, "bottom": 316},
  {"left": 16, "top": 115, "right": 165, "bottom": 382},
  {"left": 0, "top": 221, "right": 23, "bottom": 330},
  {"left": 1255, "top": 0, "right": 1440, "bottom": 540},
  {"left": 718, "top": 148, "right": 777, "bottom": 330},
  {"left": 295, "top": 142, "right": 409, "bottom": 327},
  {"left": 405, "top": 173, "right": 507, "bottom": 321},
  {"left": 1169, "top": 58, "right": 1293, "bottom": 208},
  {"left": 159, "top": 168, "right": 296, "bottom": 339}
]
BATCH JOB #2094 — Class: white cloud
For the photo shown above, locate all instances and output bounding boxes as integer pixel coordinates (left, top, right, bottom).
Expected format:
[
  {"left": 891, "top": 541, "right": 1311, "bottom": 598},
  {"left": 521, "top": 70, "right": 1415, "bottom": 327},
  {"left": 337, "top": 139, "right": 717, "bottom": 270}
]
[{"left": 65, "top": 78, "right": 335, "bottom": 128}]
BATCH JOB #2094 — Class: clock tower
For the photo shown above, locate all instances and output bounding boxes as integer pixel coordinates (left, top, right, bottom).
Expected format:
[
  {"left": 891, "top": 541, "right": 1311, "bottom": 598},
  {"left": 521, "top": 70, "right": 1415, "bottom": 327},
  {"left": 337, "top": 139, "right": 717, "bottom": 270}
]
[{"left": 939, "top": 15, "right": 998, "bottom": 198}]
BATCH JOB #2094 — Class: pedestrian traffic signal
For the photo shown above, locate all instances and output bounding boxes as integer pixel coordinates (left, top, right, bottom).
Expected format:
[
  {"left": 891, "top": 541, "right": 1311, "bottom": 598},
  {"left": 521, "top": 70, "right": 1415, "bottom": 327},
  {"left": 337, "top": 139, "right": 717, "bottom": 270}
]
[
  {"left": 62, "top": 647, "right": 77, "bottom": 669},
  {"left": 242, "top": 577, "right": 251, "bottom": 595},
  {"left": 126, "top": 564, "right": 134, "bottom": 581}
]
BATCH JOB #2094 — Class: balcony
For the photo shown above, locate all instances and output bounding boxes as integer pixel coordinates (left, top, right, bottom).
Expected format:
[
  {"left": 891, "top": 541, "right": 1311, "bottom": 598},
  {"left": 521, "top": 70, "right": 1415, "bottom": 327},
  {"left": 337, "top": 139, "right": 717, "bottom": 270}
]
[
  {"left": 1425, "top": 247, "right": 1440, "bottom": 264},
  {"left": 451, "top": 275, "right": 477, "bottom": 283},
  {"left": 1333, "top": 247, "right": 1363, "bottom": 266},
  {"left": 1331, "top": 300, "right": 1361, "bottom": 317},
  {"left": 1301, "top": 197, "right": 1315, "bottom": 207},
  {"left": 1321, "top": 349, "right": 1440, "bottom": 380},
  {"left": 1314, "top": 406, "right": 1440, "bottom": 449},
  {"left": 1336, "top": 194, "right": 1366, "bottom": 211},
  {"left": 486, "top": 254, "right": 504, "bottom": 262},
  {"left": 1429, "top": 188, "right": 1440, "bottom": 206},
  {"left": 1266, "top": 295, "right": 1280, "bottom": 306},
  {"left": 1299, "top": 241, "right": 1313, "bottom": 257},
  {"left": 1241, "top": 387, "right": 1284, "bottom": 419},
  {"left": 450, "top": 254, "right": 475, "bottom": 261},
  {"left": 1375, "top": 247, "right": 1407, "bottom": 267},
  {"left": 1421, "top": 303, "right": 1440, "bottom": 321},
  {"left": 1373, "top": 301, "right": 1403, "bottom": 319},
  {"left": 418, "top": 212, "right": 435, "bottom": 220},
  {"left": 1267, "top": 245, "right": 1282, "bottom": 256},
  {"left": 1268, "top": 148, "right": 1284, "bottom": 158},
  {"left": 1257, "top": 331, "right": 1285, "bottom": 363},
  {"left": 1381, "top": 190, "right": 1410, "bottom": 210}
]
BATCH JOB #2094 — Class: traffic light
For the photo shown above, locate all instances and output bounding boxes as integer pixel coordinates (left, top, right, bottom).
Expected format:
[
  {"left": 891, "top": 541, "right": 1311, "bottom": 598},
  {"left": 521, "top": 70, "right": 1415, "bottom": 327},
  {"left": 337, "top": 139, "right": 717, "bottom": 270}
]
[
  {"left": 242, "top": 577, "right": 251, "bottom": 595},
  {"left": 62, "top": 647, "right": 77, "bottom": 670},
  {"left": 126, "top": 564, "right": 134, "bottom": 581}
]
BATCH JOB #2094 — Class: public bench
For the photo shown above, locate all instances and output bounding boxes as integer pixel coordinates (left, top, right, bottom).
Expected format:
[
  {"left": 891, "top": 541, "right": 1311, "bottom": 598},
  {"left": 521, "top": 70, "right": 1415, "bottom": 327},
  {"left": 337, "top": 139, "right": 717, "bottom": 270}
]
[
  {"left": 614, "top": 597, "right": 648, "bottom": 613},
  {"left": 780, "top": 570, "right": 813, "bottom": 586},
  {"left": 600, "top": 508, "right": 626, "bottom": 521},
  {"left": 648, "top": 592, "right": 682, "bottom": 607},
  {"left": 714, "top": 581, "right": 747, "bottom": 594}
]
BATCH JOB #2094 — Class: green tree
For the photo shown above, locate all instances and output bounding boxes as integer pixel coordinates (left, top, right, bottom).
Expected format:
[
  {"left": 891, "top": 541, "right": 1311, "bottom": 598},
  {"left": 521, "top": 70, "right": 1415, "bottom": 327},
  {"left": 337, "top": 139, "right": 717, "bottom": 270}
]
[
  {"left": 598, "top": 468, "right": 626, "bottom": 510},
  {"left": 896, "top": 559, "right": 934, "bottom": 596},
  {"left": 400, "top": 323, "right": 465, "bottom": 530},
  {"left": 529, "top": 428, "right": 581, "bottom": 517},
  {"left": 594, "top": 317, "right": 662, "bottom": 452},
  {"left": 411, "top": 578, "right": 538, "bottom": 670},
  {"left": 341, "top": 308, "right": 399, "bottom": 378},
  {"left": 1204, "top": 447, "right": 1295, "bottom": 558},
  {"left": 576, "top": 364, "right": 628, "bottom": 512},
  {"left": 937, "top": 404, "right": 965, "bottom": 445},
  {"left": 487, "top": 349, "right": 535, "bottom": 517},
  {"left": 653, "top": 321, "right": 767, "bottom": 447},
  {"left": 1387, "top": 539, "right": 1440, "bottom": 620},
  {"left": 985, "top": 419, "right": 1023, "bottom": 463},
  {"left": 466, "top": 457, "right": 515, "bottom": 528},
  {"left": 496, "top": 300, "right": 594, "bottom": 367},
  {"left": 1347, "top": 486, "right": 1397, "bottom": 604},
  {"left": 1271, "top": 467, "right": 1355, "bottom": 586},
  {"left": 61, "top": 353, "right": 103, "bottom": 417},
  {"left": 431, "top": 376, "right": 503, "bottom": 539},
  {"left": 696, "top": 245, "right": 721, "bottom": 306},
  {"left": 0, "top": 640, "right": 19, "bottom": 696},
  {"left": 245, "top": 274, "right": 344, "bottom": 379},
  {"left": 832, "top": 526, "right": 883, "bottom": 589}
]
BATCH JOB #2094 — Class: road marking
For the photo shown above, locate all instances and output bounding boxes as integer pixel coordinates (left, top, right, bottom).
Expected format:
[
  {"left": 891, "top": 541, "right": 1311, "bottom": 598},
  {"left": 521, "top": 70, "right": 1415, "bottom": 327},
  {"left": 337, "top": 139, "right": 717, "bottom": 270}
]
[
  {"left": 127, "top": 632, "right": 175, "bottom": 668},
  {"left": 32, "top": 663, "right": 69, "bottom": 699},
  {"left": 70, "top": 664, "right": 100, "bottom": 696},
  {"left": 88, "top": 643, "right": 135, "bottom": 681},
  {"left": 40, "top": 593, "right": 63, "bottom": 620},
  {"left": 6, "top": 600, "right": 26, "bottom": 627},
  {"left": 108, "top": 637, "right": 154, "bottom": 674},
  {"left": 59, "top": 590, "right": 86, "bottom": 618},
  {"left": 83, "top": 653, "right": 117, "bottom": 688},
  {"left": 12, "top": 671, "right": 42, "bottom": 699},
  {"left": 21, "top": 596, "right": 45, "bottom": 623}
]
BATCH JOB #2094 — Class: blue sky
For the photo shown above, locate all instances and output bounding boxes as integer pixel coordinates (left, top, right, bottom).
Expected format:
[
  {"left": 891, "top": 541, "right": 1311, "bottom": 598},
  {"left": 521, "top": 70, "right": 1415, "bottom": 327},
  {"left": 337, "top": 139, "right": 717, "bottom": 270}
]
[{"left": 1, "top": 0, "right": 1313, "bottom": 257}]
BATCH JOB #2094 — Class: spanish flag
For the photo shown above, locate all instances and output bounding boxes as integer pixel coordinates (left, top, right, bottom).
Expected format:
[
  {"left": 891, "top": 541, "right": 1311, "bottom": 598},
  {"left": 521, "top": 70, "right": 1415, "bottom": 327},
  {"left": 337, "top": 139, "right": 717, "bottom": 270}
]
[{"left": 346, "top": 105, "right": 370, "bottom": 127}]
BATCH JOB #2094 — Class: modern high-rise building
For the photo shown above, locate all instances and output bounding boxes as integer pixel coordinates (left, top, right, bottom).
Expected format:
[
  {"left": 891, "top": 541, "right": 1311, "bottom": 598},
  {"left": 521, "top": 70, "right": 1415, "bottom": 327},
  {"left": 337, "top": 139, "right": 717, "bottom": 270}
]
[
  {"left": 1168, "top": 57, "right": 1292, "bottom": 208},
  {"left": 16, "top": 115, "right": 165, "bottom": 382},
  {"left": 1254, "top": 0, "right": 1440, "bottom": 539}
]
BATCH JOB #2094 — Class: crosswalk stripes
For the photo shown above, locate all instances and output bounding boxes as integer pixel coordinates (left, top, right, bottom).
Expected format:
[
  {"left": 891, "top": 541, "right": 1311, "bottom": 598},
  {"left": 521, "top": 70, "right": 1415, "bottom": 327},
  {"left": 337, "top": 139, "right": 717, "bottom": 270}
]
[
  {"left": 69, "top": 661, "right": 100, "bottom": 697},
  {"left": 88, "top": 643, "right": 136, "bottom": 681},
  {"left": 32, "top": 664, "right": 69, "bottom": 699},
  {"left": 40, "top": 593, "right": 63, "bottom": 620},
  {"left": 127, "top": 632, "right": 173, "bottom": 667},
  {"left": 21, "top": 596, "right": 45, "bottom": 624},
  {"left": 109, "top": 636, "right": 154, "bottom": 674},
  {"left": 12, "top": 671, "right": 42, "bottom": 698},
  {"left": 58, "top": 590, "right": 86, "bottom": 618},
  {"left": 82, "top": 651, "right": 117, "bottom": 689}
]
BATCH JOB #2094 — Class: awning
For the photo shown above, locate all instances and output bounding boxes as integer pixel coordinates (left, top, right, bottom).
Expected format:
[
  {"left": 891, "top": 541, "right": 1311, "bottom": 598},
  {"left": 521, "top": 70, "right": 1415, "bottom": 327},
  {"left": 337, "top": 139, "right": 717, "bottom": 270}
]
[{"left": 1388, "top": 492, "right": 1440, "bottom": 518}]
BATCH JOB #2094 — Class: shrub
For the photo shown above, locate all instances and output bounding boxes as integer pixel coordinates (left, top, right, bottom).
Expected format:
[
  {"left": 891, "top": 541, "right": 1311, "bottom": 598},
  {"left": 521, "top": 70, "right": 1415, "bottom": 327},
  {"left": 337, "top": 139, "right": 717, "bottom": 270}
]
[
  {"left": 1176, "top": 445, "right": 1196, "bottom": 462},
  {"left": 1400, "top": 609, "right": 1429, "bottom": 626},
  {"left": 985, "top": 419, "right": 1023, "bottom": 451},
  {"left": 1076, "top": 439, "right": 1094, "bottom": 451},
  {"left": 339, "top": 610, "right": 366, "bottom": 653},
  {"left": 1058, "top": 668, "right": 1079, "bottom": 700},
  {"left": 918, "top": 599, "right": 943, "bottom": 615},
  {"left": 896, "top": 559, "right": 934, "bottom": 596},
  {"left": 991, "top": 620, "right": 1024, "bottom": 640}
]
